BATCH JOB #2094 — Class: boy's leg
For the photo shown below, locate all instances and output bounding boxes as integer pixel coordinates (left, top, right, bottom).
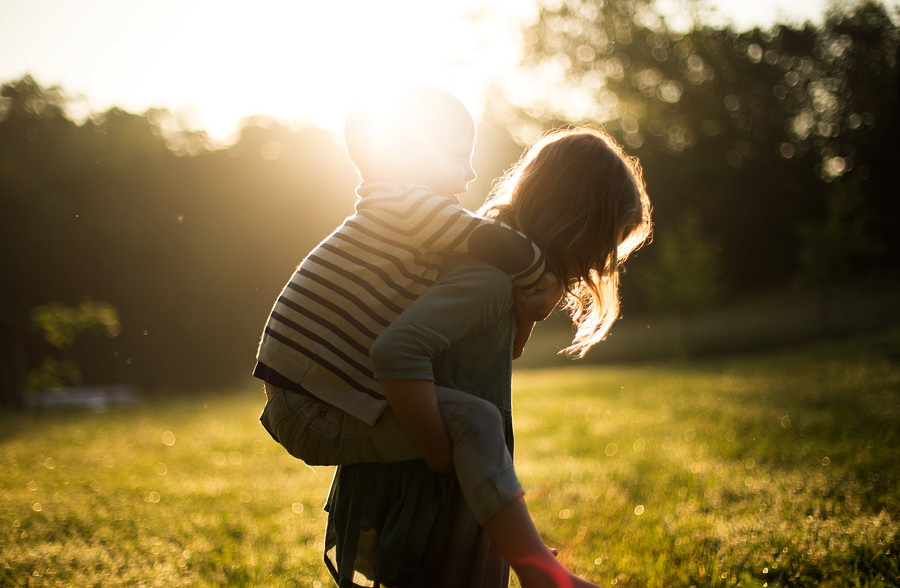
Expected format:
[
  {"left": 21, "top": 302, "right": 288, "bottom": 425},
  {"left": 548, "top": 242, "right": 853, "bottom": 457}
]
[
  {"left": 431, "top": 386, "right": 524, "bottom": 525},
  {"left": 261, "top": 382, "right": 522, "bottom": 513},
  {"left": 260, "top": 384, "right": 421, "bottom": 465},
  {"left": 432, "top": 390, "right": 601, "bottom": 588}
]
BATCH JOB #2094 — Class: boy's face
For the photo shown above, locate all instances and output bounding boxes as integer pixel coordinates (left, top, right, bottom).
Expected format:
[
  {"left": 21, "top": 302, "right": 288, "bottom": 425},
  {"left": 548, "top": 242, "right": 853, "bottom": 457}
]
[
  {"left": 360, "top": 94, "right": 478, "bottom": 197},
  {"left": 425, "top": 123, "right": 477, "bottom": 198}
]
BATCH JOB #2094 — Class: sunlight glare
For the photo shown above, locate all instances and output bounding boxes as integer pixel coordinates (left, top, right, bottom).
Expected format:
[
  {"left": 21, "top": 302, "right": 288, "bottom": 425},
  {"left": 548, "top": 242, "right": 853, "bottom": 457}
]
[
  {"left": 0, "top": 0, "right": 538, "bottom": 143},
  {"left": 113, "top": 0, "right": 519, "bottom": 142}
]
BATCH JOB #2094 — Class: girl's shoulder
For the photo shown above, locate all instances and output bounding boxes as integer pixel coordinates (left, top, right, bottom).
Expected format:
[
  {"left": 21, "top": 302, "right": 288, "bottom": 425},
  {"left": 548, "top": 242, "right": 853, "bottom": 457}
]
[{"left": 438, "top": 256, "right": 513, "bottom": 300}]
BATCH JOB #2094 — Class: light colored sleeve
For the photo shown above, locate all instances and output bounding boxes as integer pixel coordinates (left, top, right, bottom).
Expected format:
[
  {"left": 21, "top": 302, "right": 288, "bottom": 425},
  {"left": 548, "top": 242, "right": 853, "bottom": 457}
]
[
  {"left": 366, "top": 186, "right": 546, "bottom": 293},
  {"left": 369, "top": 260, "right": 513, "bottom": 381}
]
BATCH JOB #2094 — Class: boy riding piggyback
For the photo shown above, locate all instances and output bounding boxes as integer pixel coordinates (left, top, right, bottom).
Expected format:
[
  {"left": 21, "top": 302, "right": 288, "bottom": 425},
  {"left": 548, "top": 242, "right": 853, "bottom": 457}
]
[{"left": 255, "top": 85, "right": 557, "bottom": 479}]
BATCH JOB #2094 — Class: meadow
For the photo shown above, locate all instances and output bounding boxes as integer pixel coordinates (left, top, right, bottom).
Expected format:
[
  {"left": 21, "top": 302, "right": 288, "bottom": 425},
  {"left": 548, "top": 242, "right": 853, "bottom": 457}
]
[{"left": 2, "top": 329, "right": 898, "bottom": 587}]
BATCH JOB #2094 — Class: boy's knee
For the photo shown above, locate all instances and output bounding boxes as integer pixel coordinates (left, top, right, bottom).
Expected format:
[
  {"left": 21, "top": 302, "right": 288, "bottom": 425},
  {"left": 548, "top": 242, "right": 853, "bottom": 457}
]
[
  {"left": 467, "top": 400, "right": 503, "bottom": 432},
  {"left": 439, "top": 391, "right": 503, "bottom": 438}
]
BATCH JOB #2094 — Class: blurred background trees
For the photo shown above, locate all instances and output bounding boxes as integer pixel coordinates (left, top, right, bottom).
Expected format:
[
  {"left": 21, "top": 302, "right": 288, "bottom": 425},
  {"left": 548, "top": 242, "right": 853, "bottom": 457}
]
[
  {"left": 26, "top": 298, "right": 119, "bottom": 391},
  {"left": 1, "top": 75, "right": 357, "bottom": 397},
  {"left": 632, "top": 212, "right": 724, "bottom": 355},
  {"left": 1, "top": 1, "right": 897, "bottom": 404},
  {"left": 514, "top": 0, "right": 897, "bottom": 302}
]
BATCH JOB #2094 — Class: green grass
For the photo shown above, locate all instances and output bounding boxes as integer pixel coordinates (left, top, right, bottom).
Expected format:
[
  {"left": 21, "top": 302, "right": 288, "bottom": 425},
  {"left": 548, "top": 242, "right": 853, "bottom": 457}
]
[
  {"left": 2, "top": 330, "right": 899, "bottom": 587},
  {"left": 1, "top": 392, "right": 336, "bottom": 587},
  {"left": 512, "top": 330, "right": 900, "bottom": 587}
]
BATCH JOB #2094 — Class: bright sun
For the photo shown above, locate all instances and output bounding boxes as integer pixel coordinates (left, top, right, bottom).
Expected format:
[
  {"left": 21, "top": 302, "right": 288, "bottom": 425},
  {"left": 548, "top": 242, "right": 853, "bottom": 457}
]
[
  {"left": 0, "top": 0, "right": 850, "bottom": 144},
  {"left": 103, "top": 0, "right": 520, "bottom": 143}
]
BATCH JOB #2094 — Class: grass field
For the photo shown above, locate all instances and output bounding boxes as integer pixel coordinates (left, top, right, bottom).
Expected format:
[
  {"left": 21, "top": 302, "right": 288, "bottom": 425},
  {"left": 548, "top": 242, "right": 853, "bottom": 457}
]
[{"left": 2, "top": 329, "right": 899, "bottom": 587}]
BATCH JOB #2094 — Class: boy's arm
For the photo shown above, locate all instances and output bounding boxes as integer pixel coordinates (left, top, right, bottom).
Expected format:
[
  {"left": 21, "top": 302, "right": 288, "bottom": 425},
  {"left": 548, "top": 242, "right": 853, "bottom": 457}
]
[
  {"left": 464, "top": 222, "right": 545, "bottom": 294},
  {"left": 373, "top": 187, "right": 546, "bottom": 292}
]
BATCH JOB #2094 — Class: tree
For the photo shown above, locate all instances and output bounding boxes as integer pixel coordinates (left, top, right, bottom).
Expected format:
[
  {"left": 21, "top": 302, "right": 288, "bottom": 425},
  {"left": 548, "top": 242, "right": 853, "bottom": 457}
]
[
  {"left": 27, "top": 298, "right": 120, "bottom": 391},
  {"left": 1, "top": 75, "right": 360, "bottom": 393},
  {"left": 510, "top": 0, "right": 899, "bottom": 292},
  {"left": 796, "top": 178, "right": 884, "bottom": 336},
  {"left": 633, "top": 212, "right": 724, "bottom": 355}
]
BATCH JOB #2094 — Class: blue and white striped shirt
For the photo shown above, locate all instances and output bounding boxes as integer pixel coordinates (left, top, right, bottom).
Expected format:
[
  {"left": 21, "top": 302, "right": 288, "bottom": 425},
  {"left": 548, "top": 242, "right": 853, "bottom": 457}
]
[{"left": 253, "top": 182, "right": 543, "bottom": 425}]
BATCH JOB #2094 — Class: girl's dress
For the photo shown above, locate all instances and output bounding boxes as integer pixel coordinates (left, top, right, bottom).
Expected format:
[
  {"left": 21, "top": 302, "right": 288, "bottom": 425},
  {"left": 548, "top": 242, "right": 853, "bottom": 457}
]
[{"left": 323, "top": 257, "right": 516, "bottom": 588}]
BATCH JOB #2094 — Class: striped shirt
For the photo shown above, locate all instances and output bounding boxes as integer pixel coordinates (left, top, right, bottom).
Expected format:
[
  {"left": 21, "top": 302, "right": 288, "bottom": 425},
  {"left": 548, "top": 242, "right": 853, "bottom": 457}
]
[{"left": 253, "top": 182, "right": 544, "bottom": 425}]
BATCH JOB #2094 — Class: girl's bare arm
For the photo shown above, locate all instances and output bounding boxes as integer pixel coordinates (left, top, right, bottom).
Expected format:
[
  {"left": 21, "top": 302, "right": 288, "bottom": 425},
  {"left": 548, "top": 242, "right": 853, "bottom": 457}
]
[
  {"left": 512, "top": 273, "right": 564, "bottom": 359},
  {"left": 380, "top": 379, "right": 454, "bottom": 475}
]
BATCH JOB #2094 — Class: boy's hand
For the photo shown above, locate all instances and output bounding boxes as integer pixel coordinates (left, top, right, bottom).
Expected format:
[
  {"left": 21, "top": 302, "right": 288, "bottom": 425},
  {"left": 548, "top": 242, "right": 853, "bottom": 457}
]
[
  {"left": 514, "top": 272, "right": 564, "bottom": 322},
  {"left": 512, "top": 272, "right": 564, "bottom": 360}
]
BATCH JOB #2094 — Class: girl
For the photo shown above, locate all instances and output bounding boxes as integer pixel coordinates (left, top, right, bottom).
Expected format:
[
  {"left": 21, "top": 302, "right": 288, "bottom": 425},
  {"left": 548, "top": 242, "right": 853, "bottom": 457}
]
[{"left": 329, "top": 126, "right": 653, "bottom": 588}]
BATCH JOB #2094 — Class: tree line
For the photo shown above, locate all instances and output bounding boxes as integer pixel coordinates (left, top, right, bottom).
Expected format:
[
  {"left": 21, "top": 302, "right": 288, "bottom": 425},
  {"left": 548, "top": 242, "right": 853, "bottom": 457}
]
[
  {"left": 1, "top": 77, "right": 360, "bottom": 395},
  {"left": 1, "top": 1, "right": 897, "bottom": 401},
  {"left": 516, "top": 0, "right": 898, "bottom": 294}
]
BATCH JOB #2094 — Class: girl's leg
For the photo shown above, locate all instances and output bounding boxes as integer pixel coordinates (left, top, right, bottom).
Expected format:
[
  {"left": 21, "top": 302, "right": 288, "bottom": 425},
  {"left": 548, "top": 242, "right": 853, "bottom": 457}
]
[
  {"left": 262, "top": 385, "right": 598, "bottom": 587},
  {"left": 483, "top": 498, "right": 600, "bottom": 588}
]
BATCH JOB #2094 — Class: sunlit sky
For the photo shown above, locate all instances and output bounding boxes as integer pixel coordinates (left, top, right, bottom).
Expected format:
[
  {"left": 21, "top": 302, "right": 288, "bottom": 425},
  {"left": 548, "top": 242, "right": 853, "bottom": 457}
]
[{"left": 0, "top": 0, "right": 885, "bottom": 144}]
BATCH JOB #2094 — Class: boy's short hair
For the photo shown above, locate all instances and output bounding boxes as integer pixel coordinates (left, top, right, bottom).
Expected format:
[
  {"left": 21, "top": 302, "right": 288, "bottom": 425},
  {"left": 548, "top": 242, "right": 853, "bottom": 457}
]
[{"left": 344, "top": 86, "right": 474, "bottom": 181}]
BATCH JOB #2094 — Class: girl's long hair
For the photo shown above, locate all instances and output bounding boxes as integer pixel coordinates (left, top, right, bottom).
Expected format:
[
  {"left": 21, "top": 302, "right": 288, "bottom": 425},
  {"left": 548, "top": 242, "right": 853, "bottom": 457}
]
[{"left": 481, "top": 127, "right": 652, "bottom": 357}]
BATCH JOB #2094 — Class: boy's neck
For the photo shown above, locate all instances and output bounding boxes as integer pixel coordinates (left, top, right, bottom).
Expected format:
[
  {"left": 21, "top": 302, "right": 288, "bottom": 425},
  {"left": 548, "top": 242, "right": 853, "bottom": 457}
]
[{"left": 356, "top": 181, "right": 458, "bottom": 203}]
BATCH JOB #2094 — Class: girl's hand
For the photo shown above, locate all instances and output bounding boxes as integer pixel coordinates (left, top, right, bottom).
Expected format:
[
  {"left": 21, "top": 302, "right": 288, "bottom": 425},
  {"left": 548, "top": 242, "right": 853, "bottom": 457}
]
[{"left": 512, "top": 320, "right": 535, "bottom": 360}]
